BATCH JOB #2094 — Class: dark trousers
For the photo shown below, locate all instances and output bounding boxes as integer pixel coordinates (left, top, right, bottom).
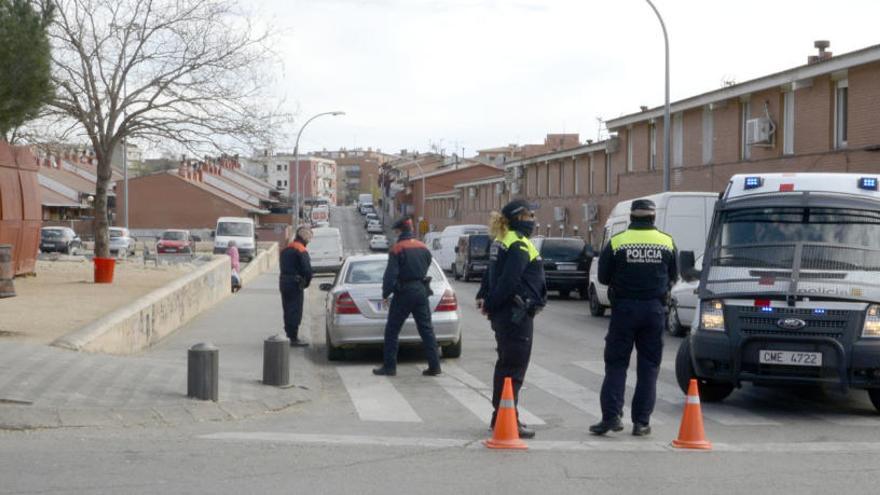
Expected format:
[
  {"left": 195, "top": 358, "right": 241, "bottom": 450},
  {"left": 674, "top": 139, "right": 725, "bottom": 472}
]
[
  {"left": 490, "top": 308, "right": 534, "bottom": 424},
  {"left": 599, "top": 298, "right": 665, "bottom": 425},
  {"left": 281, "top": 286, "right": 304, "bottom": 340},
  {"left": 382, "top": 285, "right": 440, "bottom": 371}
]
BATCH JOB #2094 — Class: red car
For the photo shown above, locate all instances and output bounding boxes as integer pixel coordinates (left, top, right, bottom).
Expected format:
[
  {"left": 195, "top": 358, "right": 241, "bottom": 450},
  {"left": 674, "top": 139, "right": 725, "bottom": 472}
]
[{"left": 156, "top": 229, "right": 195, "bottom": 255}]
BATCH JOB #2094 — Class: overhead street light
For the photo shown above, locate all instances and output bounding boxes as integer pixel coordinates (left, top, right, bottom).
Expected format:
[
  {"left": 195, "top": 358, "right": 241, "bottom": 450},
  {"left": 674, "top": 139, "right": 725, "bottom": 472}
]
[
  {"left": 293, "top": 111, "right": 345, "bottom": 226},
  {"left": 645, "top": 0, "right": 671, "bottom": 192}
]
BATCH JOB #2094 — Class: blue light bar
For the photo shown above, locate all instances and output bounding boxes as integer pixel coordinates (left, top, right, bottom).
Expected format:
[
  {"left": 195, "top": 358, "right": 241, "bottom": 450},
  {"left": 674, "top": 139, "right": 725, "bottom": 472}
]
[
  {"left": 858, "top": 177, "right": 878, "bottom": 191},
  {"left": 744, "top": 176, "right": 764, "bottom": 190},
  {"left": 760, "top": 306, "right": 774, "bottom": 313},
  {"left": 813, "top": 308, "right": 827, "bottom": 315}
]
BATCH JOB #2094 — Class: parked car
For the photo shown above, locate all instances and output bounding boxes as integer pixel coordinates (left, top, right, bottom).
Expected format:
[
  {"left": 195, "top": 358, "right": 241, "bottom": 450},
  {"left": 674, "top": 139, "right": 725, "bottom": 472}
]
[
  {"left": 213, "top": 217, "right": 256, "bottom": 261},
  {"left": 532, "top": 237, "right": 593, "bottom": 299},
  {"left": 310, "top": 227, "right": 344, "bottom": 273},
  {"left": 363, "top": 212, "right": 379, "bottom": 228},
  {"left": 320, "top": 254, "right": 462, "bottom": 361},
  {"left": 157, "top": 229, "right": 195, "bottom": 255},
  {"left": 40, "top": 227, "right": 82, "bottom": 255},
  {"left": 366, "top": 220, "right": 384, "bottom": 234},
  {"left": 108, "top": 227, "right": 136, "bottom": 257},
  {"left": 369, "top": 235, "right": 390, "bottom": 251},
  {"left": 667, "top": 254, "right": 702, "bottom": 337},
  {"left": 452, "top": 233, "right": 491, "bottom": 281}
]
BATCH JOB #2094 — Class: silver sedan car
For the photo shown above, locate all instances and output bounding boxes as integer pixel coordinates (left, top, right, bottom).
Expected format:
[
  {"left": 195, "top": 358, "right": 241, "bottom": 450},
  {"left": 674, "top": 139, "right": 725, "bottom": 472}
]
[{"left": 320, "top": 254, "right": 462, "bottom": 361}]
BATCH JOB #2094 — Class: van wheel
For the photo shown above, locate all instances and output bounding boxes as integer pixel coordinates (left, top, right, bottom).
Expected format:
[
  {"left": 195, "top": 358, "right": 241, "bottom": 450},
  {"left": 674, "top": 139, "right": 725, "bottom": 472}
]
[
  {"left": 442, "top": 336, "right": 462, "bottom": 358},
  {"left": 868, "top": 389, "right": 880, "bottom": 413},
  {"left": 326, "top": 328, "right": 345, "bottom": 361},
  {"left": 667, "top": 302, "right": 688, "bottom": 337},
  {"left": 589, "top": 285, "right": 606, "bottom": 317},
  {"left": 675, "top": 338, "right": 733, "bottom": 402},
  {"left": 452, "top": 264, "right": 460, "bottom": 280}
]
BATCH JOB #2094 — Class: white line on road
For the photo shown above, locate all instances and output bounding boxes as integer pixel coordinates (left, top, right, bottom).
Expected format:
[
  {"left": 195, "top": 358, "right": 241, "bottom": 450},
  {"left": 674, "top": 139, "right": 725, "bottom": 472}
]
[
  {"left": 441, "top": 363, "right": 545, "bottom": 425},
  {"left": 336, "top": 366, "right": 421, "bottom": 423}
]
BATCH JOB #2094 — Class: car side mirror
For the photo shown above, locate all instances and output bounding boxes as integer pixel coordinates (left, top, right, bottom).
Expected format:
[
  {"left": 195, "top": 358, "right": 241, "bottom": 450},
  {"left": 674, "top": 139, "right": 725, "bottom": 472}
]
[
  {"left": 680, "top": 250, "right": 701, "bottom": 282},
  {"left": 319, "top": 283, "right": 333, "bottom": 291}
]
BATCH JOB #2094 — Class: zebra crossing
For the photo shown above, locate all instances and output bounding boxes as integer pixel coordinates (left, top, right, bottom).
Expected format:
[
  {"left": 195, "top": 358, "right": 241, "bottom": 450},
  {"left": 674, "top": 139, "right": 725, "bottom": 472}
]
[{"left": 332, "top": 358, "right": 880, "bottom": 429}]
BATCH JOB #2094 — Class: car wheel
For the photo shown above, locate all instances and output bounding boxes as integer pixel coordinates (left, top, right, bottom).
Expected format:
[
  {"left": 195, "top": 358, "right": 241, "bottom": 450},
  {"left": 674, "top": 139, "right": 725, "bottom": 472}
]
[
  {"left": 67, "top": 243, "right": 77, "bottom": 256},
  {"left": 559, "top": 289, "right": 571, "bottom": 299},
  {"left": 675, "top": 338, "right": 734, "bottom": 402},
  {"left": 667, "top": 302, "right": 688, "bottom": 337},
  {"left": 326, "top": 328, "right": 345, "bottom": 361},
  {"left": 442, "top": 336, "right": 462, "bottom": 358},
  {"left": 589, "top": 285, "right": 606, "bottom": 317},
  {"left": 868, "top": 389, "right": 880, "bottom": 413}
]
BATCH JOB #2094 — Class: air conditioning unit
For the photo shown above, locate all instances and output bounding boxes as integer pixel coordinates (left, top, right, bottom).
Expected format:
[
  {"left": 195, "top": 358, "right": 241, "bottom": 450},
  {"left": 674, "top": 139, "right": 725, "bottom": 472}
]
[
  {"left": 513, "top": 166, "right": 523, "bottom": 179},
  {"left": 582, "top": 202, "right": 599, "bottom": 223},
  {"left": 447, "top": 208, "right": 456, "bottom": 218},
  {"left": 510, "top": 181, "right": 521, "bottom": 194},
  {"left": 495, "top": 182, "right": 505, "bottom": 194},
  {"left": 746, "top": 117, "right": 773, "bottom": 145},
  {"left": 468, "top": 187, "right": 476, "bottom": 198},
  {"left": 605, "top": 137, "right": 620, "bottom": 154},
  {"left": 553, "top": 206, "right": 567, "bottom": 222}
]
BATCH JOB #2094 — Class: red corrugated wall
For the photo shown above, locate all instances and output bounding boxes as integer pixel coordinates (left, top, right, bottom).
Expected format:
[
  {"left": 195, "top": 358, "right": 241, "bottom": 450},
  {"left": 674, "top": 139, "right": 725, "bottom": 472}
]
[{"left": 0, "top": 142, "right": 42, "bottom": 275}]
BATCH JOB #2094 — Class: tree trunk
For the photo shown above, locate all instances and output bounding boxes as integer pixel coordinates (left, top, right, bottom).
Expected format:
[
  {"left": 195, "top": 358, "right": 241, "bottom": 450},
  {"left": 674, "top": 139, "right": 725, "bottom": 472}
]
[{"left": 93, "top": 153, "right": 113, "bottom": 259}]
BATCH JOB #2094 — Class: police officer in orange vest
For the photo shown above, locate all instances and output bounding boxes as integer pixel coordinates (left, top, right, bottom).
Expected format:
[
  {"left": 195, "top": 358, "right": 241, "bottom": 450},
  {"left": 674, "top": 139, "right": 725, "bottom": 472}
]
[{"left": 280, "top": 226, "right": 313, "bottom": 347}]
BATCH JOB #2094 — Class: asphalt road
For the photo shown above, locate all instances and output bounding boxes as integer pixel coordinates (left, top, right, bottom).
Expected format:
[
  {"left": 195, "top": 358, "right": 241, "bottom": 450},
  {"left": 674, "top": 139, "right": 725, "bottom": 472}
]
[{"left": 3, "top": 207, "right": 880, "bottom": 494}]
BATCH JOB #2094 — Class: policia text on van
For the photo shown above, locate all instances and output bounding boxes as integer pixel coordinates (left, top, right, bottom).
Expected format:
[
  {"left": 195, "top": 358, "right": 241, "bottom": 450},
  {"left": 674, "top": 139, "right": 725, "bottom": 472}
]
[{"left": 677, "top": 174, "right": 880, "bottom": 412}]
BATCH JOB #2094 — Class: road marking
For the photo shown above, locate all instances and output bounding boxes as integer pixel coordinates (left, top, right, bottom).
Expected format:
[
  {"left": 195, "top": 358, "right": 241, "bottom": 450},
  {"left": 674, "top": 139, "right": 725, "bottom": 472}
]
[
  {"left": 336, "top": 366, "right": 421, "bottom": 422},
  {"left": 573, "top": 361, "right": 781, "bottom": 427},
  {"left": 440, "top": 363, "right": 545, "bottom": 425},
  {"left": 201, "top": 432, "right": 880, "bottom": 454}
]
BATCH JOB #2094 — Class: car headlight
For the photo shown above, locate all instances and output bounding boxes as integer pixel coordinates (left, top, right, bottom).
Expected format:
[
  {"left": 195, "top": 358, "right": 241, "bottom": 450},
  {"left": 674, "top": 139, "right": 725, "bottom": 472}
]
[
  {"left": 862, "top": 305, "right": 880, "bottom": 338},
  {"left": 700, "top": 299, "right": 726, "bottom": 332}
]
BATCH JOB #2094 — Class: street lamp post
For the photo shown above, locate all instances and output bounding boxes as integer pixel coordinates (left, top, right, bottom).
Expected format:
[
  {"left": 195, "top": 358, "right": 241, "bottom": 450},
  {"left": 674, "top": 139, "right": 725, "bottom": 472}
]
[
  {"left": 645, "top": 0, "right": 671, "bottom": 192},
  {"left": 411, "top": 162, "right": 426, "bottom": 233},
  {"left": 292, "top": 111, "right": 345, "bottom": 226}
]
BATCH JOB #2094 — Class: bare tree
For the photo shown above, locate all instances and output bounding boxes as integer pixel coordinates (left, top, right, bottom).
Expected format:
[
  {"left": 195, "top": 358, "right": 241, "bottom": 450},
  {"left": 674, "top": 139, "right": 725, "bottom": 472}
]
[{"left": 46, "top": 0, "right": 285, "bottom": 258}]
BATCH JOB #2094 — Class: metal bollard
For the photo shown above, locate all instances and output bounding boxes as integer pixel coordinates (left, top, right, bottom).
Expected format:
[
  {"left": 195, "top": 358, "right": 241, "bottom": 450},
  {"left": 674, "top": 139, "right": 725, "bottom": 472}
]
[
  {"left": 263, "top": 334, "right": 290, "bottom": 386},
  {"left": 187, "top": 342, "right": 219, "bottom": 401}
]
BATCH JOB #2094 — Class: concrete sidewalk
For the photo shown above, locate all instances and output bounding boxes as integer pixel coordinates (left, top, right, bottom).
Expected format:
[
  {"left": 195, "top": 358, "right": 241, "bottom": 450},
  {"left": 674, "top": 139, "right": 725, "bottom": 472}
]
[{"left": 0, "top": 271, "right": 319, "bottom": 430}]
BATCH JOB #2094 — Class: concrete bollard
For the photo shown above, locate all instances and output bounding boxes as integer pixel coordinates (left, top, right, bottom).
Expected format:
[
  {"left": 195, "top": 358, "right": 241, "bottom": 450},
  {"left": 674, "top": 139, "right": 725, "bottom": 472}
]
[
  {"left": 263, "top": 334, "right": 290, "bottom": 386},
  {"left": 188, "top": 342, "right": 219, "bottom": 401}
]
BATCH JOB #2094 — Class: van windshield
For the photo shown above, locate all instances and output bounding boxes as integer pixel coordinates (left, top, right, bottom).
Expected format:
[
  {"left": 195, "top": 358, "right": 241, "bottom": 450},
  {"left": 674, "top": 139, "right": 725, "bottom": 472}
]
[
  {"left": 704, "top": 207, "right": 880, "bottom": 300},
  {"left": 217, "top": 222, "right": 253, "bottom": 237},
  {"left": 468, "top": 235, "right": 491, "bottom": 258}
]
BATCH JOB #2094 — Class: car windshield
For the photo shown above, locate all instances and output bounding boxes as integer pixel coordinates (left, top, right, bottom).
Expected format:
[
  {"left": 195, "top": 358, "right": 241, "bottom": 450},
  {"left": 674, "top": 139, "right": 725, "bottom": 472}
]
[
  {"left": 344, "top": 259, "right": 442, "bottom": 285},
  {"left": 109, "top": 229, "right": 124, "bottom": 238},
  {"left": 217, "top": 222, "right": 253, "bottom": 237},
  {"left": 468, "top": 235, "right": 491, "bottom": 257},
  {"left": 161, "top": 231, "right": 186, "bottom": 241},
  {"left": 41, "top": 229, "right": 64, "bottom": 239},
  {"left": 541, "top": 239, "right": 585, "bottom": 262}
]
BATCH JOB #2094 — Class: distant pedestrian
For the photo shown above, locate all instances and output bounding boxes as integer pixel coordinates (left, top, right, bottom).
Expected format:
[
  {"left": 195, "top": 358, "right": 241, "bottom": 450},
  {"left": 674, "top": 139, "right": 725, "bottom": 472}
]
[
  {"left": 280, "top": 226, "right": 313, "bottom": 347},
  {"left": 476, "top": 199, "right": 546, "bottom": 439},
  {"left": 372, "top": 216, "right": 442, "bottom": 377},
  {"left": 590, "top": 199, "right": 678, "bottom": 437},
  {"left": 227, "top": 240, "right": 241, "bottom": 293}
]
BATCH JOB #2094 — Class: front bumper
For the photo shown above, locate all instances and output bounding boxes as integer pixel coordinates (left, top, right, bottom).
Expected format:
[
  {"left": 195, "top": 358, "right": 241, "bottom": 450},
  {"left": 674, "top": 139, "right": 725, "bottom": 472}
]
[
  {"left": 545, "top": 272, "right": 587, "bottom": 291},
  {"left": 328, "top": 312, "right": 461, "bottom": 347}
]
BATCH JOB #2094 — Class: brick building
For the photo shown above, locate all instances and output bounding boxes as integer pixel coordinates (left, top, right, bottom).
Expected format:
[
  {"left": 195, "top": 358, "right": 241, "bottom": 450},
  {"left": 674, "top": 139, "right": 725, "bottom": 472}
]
[
  {"left": 289, "top": 156, "right": 337, "bottom": 205},
  {"left": 475, "top": 133, "right": 582, "bottom": 167},
  {"left": 408, "top": 163, "right": 508, "bottom": 231},
  {"left": 311, "top": 148, "right": 397, "bottom": 206}
]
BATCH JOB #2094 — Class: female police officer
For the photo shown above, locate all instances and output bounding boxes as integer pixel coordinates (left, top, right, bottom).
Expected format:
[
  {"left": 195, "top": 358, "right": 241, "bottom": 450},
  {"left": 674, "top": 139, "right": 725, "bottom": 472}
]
[{"left": 476, "top": 199, "right": 547, "bottom": 439}]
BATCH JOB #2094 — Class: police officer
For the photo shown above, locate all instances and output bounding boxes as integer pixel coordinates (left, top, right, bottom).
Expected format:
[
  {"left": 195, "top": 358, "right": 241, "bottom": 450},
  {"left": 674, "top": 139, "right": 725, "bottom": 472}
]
[
  {"left": 372, "top": 216, "right": 442, "bottom": 377},
  {"left": 590, "top": 199, "right": 677, "bottom": 437},
  {"left": 279, "top": 226, "right": 313, "bottom": 347},
  {"left": 477, "top": 199, "right": 546, "bottom": 439}
]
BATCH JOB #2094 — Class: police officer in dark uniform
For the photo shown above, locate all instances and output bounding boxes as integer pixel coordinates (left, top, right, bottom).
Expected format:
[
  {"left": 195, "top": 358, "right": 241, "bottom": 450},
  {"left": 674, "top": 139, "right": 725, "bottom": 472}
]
[
  {"left": 372, "top": 216, "right": 442, "bottom": 377},
  {"left": 279, "top": 226, "right": 313, "bottom": 347},
  {"left": 477, "top": 199, "right": 546, "bottom": 439},
  {"left": 590, "top": 199, "right": 677, "bottom": 437}
]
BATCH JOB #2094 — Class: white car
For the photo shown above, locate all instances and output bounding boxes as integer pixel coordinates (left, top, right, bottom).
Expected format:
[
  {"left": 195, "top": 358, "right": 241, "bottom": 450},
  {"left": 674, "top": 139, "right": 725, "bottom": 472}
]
[
  {"left": 369, "top": 235, "right": 390, "bottom": 251},
  {"left": 667, "top": 254, "right": 703, "bottom": 336},
  {"left": 366, "top": 220, "right": 384, "bottom": 234},
  {"left": 109, "top": 227, "right": 136, "bottom": 257}
]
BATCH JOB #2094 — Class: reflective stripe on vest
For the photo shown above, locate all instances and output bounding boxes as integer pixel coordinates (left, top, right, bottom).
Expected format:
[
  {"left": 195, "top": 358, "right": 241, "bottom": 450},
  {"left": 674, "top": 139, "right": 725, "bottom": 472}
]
[
  {"left": 501, "top": 230, "right": 539, "bottom": 262},
  {"left": 610, "top": 228, "right": 674, "bottom": 253}
]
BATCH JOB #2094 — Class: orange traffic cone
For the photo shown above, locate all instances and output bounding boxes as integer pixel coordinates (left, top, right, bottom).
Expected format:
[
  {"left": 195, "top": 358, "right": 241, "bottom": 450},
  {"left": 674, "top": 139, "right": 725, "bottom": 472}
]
[
  {"left": 484, "top": 377, "right": 528, "bottom": 450},
  {"left": 672, "top": 378, "right": 712, "bottom": 450}
]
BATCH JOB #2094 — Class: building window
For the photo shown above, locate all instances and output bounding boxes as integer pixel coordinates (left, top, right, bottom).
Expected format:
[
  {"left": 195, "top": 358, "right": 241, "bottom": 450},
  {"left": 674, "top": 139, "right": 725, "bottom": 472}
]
[
  {"left": 783, "top": 91, "right": 795, "bottom": 155},
  {"left": 284, "top": 164, "right": 288, "bottom": 171},
  {"left": 544, "top": 163, "right": 550, "bottom": 197},
  {"left": 672, "top": 113, "right": 683, "bottom": 168},
  {"left": 649, "top": 123, "right": 657, "bottom": 170},
  {"left": 284, "top": 180, "right": 288, "bottom": 187},
  {"left": 834, "top": 79, "right": 848, "bottom": 149},
  {"left": 604, "top": 154, "right": 611, "bottom": 193},
  {"left": 589, "top": 156, "right": 595, "bottom": 195},
  {"left": 276, "top": 180, "right": 283, "bottom": 188},
  {"left": 626, "top": 128, "right": 633, "bottom": 172},
  {"left": 573, "top": 157, "right": 580, "bottom": 195},
  {"left": 741, "top": 100, "right": 751, "bottom": 160},
  {"left": 276, "top": 164, "right": 282, "bottom": 171},
  {"left": 558, "top": 162, "right": 565, "bottom": 197},
  {"left": 702, "top": 106, "right": 713, "bottom": 165}
]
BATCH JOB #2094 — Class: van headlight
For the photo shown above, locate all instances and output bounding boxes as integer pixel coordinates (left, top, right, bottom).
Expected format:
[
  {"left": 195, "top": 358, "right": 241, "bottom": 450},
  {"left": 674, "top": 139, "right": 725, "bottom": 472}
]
[
  {"left": 700, "top": 300, "right": 726, "bottom": 332},
  {"left": 862, "top": 305, "right": 880, "bottom": 338}
]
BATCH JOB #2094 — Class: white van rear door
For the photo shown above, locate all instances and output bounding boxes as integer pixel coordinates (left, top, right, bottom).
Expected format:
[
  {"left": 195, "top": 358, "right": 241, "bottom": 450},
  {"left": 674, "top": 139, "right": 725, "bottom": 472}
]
[{"left": 663, "top": 196, "right": 710, "bottom": 256}]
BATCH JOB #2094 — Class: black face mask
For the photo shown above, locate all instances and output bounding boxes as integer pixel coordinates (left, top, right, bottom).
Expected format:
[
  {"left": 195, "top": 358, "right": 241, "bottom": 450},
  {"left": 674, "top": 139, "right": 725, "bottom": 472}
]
[{"left": 510, "top": 219, "right": 535, "bottom": 237}]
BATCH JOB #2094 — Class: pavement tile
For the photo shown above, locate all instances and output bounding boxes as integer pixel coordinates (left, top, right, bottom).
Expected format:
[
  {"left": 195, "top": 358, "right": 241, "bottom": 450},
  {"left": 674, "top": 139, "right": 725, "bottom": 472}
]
[
  {"left": 152, "top": 404, "right": 196, "bottom": 425},
  {"left": 58, "top": 408, "right": 118, "bottom": 428},
  {"left": 219, "top": 400, "right": 267, "bottom": 420},
  {"left": 186, "top": 401, "right": 231, "bottom": 422},
  {"left": 110, "top": 408, "right": 163, "bottom": 427},
  {"left": 0, "top": 406, "right": 61, "bottom": 430}
]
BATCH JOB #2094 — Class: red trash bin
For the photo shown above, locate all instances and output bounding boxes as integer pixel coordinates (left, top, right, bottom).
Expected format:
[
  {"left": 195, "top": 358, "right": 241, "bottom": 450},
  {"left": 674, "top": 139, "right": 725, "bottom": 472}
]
[{"left": 93, "top": 257, "right": 116, "bottom": 284}]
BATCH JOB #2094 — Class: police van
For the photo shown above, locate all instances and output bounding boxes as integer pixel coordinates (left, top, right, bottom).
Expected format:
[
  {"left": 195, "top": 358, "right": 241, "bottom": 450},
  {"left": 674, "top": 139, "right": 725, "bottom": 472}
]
[{"left": 677, "top": 173, "right": 880, "bottom": 411}]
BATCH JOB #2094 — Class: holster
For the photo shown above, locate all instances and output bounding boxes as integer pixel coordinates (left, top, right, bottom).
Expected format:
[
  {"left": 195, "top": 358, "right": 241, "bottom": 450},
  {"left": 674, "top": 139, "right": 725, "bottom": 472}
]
[{"left": 421, "top": 276, "right": 434, "bottom": 297}]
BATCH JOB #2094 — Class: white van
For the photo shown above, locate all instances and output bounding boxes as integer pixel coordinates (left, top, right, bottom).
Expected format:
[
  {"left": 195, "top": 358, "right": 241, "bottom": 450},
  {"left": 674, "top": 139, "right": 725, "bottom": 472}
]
[
  {"left": 587, "top": 192, "right": 718, "bottom": 316},
  {"left": 214, "top": 217, "right": 257, "bottom": 261},
  {"left": 434, "top": 224, "right": 489, "bottom": 273},
  {"left": 310, "top": 227, "right": 344, "bottom": 274}
]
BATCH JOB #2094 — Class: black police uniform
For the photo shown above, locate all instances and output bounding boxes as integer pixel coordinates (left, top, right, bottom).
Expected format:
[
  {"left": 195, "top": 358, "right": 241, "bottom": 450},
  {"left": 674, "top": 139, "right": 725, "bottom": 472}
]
[
  {"left": 595, "top": 205, "right": 677, "bottom": 432},
  {"left": 375, "top": 221, "right": 441, "bottom": 375},
  {"left": 279, "top": 238, "right": 313, "bottom": 344},
  {"left": 478, "top": 206, "right": 546, "bottom": 428}
]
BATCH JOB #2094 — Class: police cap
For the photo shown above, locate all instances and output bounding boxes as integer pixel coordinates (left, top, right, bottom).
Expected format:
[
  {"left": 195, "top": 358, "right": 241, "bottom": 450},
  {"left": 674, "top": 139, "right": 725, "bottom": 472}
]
[
  {"left": 392, "top": 215, "right": 414, "bottom": 231},
  {"left": 501, "top": 199, "right": 538, "bottom": 221},
  {"left": 630, "top": 199, "right": 657, "bottom": 217}
]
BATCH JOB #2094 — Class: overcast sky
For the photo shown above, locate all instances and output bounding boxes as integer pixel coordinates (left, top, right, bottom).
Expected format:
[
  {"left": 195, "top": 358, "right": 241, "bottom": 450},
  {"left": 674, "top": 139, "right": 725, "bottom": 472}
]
[{"left": 258, "top": 0, "right": 880, "bottom": 156}]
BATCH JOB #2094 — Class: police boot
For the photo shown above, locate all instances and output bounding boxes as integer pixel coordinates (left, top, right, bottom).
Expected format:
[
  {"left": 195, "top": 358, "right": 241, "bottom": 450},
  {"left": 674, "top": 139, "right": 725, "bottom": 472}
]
[
  {"left": 372, "top": 367, "right": 397, "bottom": 376},
  {"left": 632, "top": 423, "right": 652, "bottom": 437},
  {"left": 589, "top": 417, "right": 624, "bottom": 435},
  {"left": 517, "top": 422, "right": 536, "bottom": 439}
]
